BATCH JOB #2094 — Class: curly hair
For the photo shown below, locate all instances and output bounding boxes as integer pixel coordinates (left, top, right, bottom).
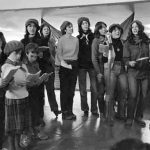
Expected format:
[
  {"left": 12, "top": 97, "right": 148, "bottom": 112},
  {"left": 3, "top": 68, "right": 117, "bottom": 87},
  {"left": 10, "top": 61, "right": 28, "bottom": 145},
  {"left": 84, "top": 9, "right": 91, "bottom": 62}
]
[{"left": 127, "top": 20, "right": 149, "bottom": 44}]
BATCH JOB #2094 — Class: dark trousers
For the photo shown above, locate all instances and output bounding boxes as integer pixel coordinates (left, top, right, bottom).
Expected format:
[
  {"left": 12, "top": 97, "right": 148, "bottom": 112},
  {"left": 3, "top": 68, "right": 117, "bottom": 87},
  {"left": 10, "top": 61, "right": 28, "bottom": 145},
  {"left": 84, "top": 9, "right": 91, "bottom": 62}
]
[
  {"left": 0, "top": 94, "right": 5, "bottom": 149},
  {"left": 97, "top": 77, "right": 105, "bottom": 114},
  {"left": 45, "top": 73, "right": 58, "bottom": 111},
  {"left": 28, "top": 86, "right": 43, "bottom": 127},
  {"left": 127, "top": 71, "right": 148, "bottom": 120},
  {"left": 59, "top": 66, "right": 78, "bottom": 113},
  {"left": 78, "top": 68, "right": 98, "bottom": 113}
]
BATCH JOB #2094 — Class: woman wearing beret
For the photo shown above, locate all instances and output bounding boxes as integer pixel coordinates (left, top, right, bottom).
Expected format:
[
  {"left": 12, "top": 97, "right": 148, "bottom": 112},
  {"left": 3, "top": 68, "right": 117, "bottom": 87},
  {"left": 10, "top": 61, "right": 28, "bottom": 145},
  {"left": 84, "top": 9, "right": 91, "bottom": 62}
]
[
  {"left": 55, "top": 21, "right": 79, "bottom": 120},
  {"left": 123, "top": 20, "right": 149, "bottom": 127},
  {"left": 107, "top": 24, "right": 128, "bottom": 125},
  {"left": 77, "top": 17, "right": 98, "bottom": 117},
  {"left": 40, "top": 22, "right": 61, "bottom": 117}
]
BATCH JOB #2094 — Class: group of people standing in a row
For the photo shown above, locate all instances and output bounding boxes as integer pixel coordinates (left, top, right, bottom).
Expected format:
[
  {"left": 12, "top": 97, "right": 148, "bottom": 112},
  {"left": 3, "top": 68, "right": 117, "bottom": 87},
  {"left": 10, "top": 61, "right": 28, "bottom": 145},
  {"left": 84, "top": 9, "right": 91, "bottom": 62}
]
[
  {"left": 56, "top": 17, "right": 150, "bottom": 129},
  {"left": 0, "top": 16, "right": 149, "bottom": 150}
]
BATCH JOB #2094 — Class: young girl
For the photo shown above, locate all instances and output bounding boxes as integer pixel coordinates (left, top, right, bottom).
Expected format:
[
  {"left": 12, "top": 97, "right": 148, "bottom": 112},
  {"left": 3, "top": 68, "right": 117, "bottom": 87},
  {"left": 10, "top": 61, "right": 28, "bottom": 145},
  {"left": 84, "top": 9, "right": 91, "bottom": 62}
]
[
  {"left": 0, "top": 41, "right": 31, "bottom": 150},
  {"left": 40, "top": 22, "right": 61, "bottom": 117}
]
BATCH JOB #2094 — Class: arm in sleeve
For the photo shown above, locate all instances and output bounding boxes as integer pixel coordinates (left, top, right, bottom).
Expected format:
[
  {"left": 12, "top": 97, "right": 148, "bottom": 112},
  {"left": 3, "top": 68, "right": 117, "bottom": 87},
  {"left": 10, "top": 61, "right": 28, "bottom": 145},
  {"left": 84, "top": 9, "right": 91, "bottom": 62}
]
[
  {"left": 55, "top": 38, "right": 63, "bottom": 66},
  {"left": 123, "top": 41, "right": 130, "bottom": 66},
  {"left": 92, "top": 39, "right": 101, "bottom": 74}
]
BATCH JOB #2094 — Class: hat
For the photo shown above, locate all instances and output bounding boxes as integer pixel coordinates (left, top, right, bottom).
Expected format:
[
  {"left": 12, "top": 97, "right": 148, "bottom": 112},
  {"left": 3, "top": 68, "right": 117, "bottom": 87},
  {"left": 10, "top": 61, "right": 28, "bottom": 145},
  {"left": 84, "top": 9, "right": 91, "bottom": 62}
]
[
  {"left": 60, "top": 21, "right": 72, "bottom": 32},
  {"left": 25, "top": 19, "right": 40, "bottom": 30},
  {"left": 77, "top": 17, "right": 90, "bottom": 27},
  {"left": 4, "top": 40, "right": 24, "bottom": 55},
  {"left": 109, "top": 24, "right": 123, "bottom": 34},
  {"left": 25, "top": 43, "right": 38, "bottom": 53}
]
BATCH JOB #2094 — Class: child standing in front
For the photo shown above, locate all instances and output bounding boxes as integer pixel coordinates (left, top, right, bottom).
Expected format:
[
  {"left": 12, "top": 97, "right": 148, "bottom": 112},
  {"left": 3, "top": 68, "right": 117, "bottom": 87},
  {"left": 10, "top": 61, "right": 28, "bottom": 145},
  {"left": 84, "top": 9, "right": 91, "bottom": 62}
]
[{"left": 0, "top": 41, "right": 31, "bottom": 150}]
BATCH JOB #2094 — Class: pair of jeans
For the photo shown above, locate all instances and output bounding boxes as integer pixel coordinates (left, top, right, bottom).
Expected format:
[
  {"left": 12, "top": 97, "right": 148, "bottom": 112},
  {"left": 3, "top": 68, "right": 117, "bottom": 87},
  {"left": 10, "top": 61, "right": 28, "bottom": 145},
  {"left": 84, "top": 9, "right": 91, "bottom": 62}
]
[
  {"left": 59, "top": 66, "right": 78, "bottom": 113},
  {"left": 107, "top": 63, "right": 128, "bottom": 119},
  {"left": 0, "top": 94, "right": 5, "bottom": 148},
  {"left": 45, "top": 72, "right": 59, "bottom": 112},
  {"left": 78, "top": 68, "right": 98, "bottom": 113},
  {"left": 127, "top": 70, "right": 148, "bottom": 120}
]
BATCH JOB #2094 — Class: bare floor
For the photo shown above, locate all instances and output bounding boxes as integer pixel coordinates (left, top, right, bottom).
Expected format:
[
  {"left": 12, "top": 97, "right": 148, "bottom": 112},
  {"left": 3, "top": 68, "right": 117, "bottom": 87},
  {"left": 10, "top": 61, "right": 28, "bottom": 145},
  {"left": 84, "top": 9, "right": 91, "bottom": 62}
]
[{"left": 30, "top": 91, "right": 150, "bottom": 150}]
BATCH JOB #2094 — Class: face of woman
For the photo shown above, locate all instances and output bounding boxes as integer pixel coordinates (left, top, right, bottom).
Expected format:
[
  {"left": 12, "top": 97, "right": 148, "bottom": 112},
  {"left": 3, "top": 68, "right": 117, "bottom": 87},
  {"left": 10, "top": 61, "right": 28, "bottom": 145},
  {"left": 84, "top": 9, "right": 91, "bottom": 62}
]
[
  {"left": 99, "top": 24, "right": 107, "bottom": 35},
  {"left": 42, "top": 26, "right": 50, "bottom": 37},
  {"left": 132, "top": 22, "right": 139, "bottom": 35},
  {"left": 27, "top": 23, "right": 37, "bottom": 35},
  {"left": 111, "top": 27, "right": 121, "bottom": 39},
  {"left": 81, "top": 21, "right": 89, "bottom": 32},
  {"left": 65, "top": 24, "right": 73, "bottom": 35}
]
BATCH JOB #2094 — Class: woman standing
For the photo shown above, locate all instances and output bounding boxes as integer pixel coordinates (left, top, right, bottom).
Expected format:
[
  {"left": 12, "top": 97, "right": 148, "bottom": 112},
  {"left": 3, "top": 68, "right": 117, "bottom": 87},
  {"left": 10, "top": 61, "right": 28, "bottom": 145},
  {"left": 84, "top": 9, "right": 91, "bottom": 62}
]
[
  {"left": 40, "top": 22, "right": 61, "bottom": 117},
  {"left": 92, "top": 21, "right": 109, "bottom": 119},
  {"left": 123, "top": 20, "right": 149, "bottom": 127},
  {"left": 55, "top": 21, "right": 79, "bottom": 120},
  {"left": 77, "top": 17, "right": 98, "bottom": 117},
  {"left": 107, "top": 24, "right": 128, "bottom": 125}
]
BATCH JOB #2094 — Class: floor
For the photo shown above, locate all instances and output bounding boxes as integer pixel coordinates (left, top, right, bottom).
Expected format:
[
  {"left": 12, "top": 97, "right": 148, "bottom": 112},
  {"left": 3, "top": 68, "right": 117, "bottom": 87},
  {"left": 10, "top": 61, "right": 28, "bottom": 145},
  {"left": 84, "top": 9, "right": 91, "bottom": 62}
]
[{"left": 30, "top": 91, "right": 150, "bottom": 150}]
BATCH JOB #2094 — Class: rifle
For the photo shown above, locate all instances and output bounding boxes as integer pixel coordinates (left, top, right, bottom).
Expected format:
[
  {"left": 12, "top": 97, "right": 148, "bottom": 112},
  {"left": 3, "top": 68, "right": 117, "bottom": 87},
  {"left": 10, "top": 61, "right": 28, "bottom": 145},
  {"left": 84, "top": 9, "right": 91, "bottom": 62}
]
[{"left": 104, "top": 35, "right": 115, "bottom": 122}]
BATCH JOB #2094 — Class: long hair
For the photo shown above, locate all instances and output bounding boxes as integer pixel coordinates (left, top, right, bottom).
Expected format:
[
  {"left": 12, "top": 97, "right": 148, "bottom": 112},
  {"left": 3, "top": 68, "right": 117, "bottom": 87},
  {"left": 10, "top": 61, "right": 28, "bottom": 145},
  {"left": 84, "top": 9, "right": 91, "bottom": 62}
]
[
  {"left": 40, "top": 23, "right": 51, "bottom": 40},
  {"left": 127, "top": 20, "right": 149, "bottom": 44},
  {"left": 0, "top": 32, "right": 7, "bottom": 65},
  {"left": 94, "top": 21, "right": 107, "bottom": 38}
]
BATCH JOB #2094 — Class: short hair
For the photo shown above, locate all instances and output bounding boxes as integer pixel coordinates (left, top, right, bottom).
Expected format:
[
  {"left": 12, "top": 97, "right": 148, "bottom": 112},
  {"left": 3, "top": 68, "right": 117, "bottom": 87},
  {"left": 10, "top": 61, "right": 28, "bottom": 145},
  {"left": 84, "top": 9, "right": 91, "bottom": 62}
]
[
  {"left": 60, "top": 21, "right": 73, "bottom": 35},
  {"left": 25, "top": 43, "right": 38, "bottom": 54}
]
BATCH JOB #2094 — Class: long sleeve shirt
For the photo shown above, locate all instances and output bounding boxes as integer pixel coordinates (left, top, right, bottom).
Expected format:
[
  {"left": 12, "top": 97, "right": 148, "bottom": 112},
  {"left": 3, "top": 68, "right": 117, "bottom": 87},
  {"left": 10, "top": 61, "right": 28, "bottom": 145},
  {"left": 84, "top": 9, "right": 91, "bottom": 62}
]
[{"left": 55, "top": 35, "right": 79, "bottom": 66}]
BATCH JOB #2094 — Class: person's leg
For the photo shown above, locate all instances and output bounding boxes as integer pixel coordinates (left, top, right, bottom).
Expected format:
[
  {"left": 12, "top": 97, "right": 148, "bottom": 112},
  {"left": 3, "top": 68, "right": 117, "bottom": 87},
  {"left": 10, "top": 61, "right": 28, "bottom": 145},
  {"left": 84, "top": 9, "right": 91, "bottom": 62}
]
[
  {"left": 59, "top": 67, "right": 71, "bottom": 119},
  {"left": 126, "top": 72, "right": 137, "bottom": 126},
  {"left": 117, "top": 73, "right": 128, "bottom": 121},
  {"left": 135, "top": 78, "right": 148, "bottom": 126},
  {"left": 108, "top": 71, "right": 117, "bottom": 124},
  {"left": 67, "top": 66, "right": 78, "bottom": 119},
  {"left": 45, "top": 73, "right": 61, "bottom": 117},
  {"left": 88, "top": 69, "right": 99, "bottom": 117},
  {"left": 78, "top": 69, "right": 89, "bottom": 114},
  {"left": 97, "top": 77, "right": 105, "bottom": 118},
  {"left": 7, "top": 133, "right": 15, "bottom": 150}
]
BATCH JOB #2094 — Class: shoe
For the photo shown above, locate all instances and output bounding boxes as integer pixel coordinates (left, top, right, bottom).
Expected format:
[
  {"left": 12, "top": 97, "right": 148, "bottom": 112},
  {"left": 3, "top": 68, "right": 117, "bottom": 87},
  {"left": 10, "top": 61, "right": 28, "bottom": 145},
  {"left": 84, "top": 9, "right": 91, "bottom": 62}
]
[
  {"left": 92, "top": 112, "right": 99, "bottom": 118},
  {"left": 36, "top": 132, "right": 49, "bottom": 140},
  {"left": 125, "top": 119, "right": 133, "bottom": 127},
  {"left": 53, "top": 110, "right": 61, "bottom": 117},
  {"left": 69, "top": 111, "right": 77, "bottom": 120},
  {"left": 62, "top": 113, "right": 74, "bottom": 120},
  {"left": 135, "top": 118, "right": 146, "bottom": 127},
  {"left": 84, "top": 111, "right": 89, "bottom": 117}
]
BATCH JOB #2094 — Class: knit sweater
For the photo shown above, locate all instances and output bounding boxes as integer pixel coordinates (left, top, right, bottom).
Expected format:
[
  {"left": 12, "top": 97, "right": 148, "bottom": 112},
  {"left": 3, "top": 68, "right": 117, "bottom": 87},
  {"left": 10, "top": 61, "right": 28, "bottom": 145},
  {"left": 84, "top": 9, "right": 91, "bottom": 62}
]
[
  {"left": 55, "top": 35, "right": 79, "bottom": 66},
  {"left": 1, "top": 59, "right": 28, "bottom": 99}
]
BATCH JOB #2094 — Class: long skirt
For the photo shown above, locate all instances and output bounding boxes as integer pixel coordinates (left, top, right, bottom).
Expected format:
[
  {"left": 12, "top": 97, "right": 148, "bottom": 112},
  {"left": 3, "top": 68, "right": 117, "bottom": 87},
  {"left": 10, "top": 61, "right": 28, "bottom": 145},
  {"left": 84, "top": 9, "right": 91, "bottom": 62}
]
[{"left": 5, "top": 97, "right": 31, "bottom": 134}]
